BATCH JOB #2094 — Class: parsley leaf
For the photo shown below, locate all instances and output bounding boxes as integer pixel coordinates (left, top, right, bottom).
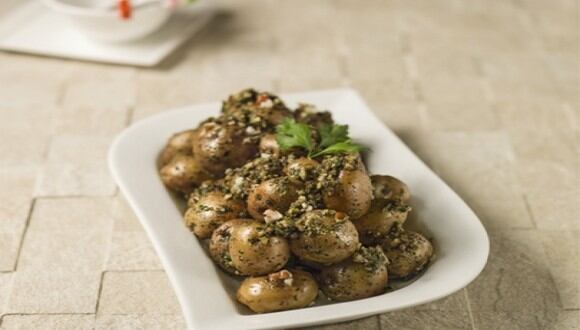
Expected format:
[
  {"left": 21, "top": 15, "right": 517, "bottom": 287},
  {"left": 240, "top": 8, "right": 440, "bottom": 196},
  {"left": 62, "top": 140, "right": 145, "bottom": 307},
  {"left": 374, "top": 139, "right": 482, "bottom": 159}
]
[
  {"left": 319, "top": 124, "right": 349, "bottom": 148},
  {"left": 275, "top": 119, "right": 367, "bottom": 158},
  {"left": 311, "top": 140, "right": 367, "bottom": 158},
  {"left": 276, "top": 118, "right": 314, "bottom": 153}
]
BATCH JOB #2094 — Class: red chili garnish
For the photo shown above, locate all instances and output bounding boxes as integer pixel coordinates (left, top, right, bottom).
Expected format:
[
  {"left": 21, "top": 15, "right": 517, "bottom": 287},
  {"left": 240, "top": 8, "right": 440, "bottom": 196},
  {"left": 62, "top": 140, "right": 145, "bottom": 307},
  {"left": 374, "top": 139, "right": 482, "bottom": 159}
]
[
  {"left": 118, "top": 0, "right": 132, "bottom": 20},
  {"left": 256, "top": 93, "right": 269, "bottom": 104}
]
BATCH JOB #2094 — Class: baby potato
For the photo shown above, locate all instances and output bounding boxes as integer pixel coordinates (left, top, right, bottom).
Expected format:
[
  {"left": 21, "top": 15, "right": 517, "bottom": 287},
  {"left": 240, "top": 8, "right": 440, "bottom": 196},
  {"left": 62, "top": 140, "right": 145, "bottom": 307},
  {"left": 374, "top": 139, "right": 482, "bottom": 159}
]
[
  {"left": 285, "top": 157, "right": 320, "bottom": 183},
  {"left": 159, "top": 129, "right": 197, "bottom": 165},
  {"left": 184, "top": 191, "right": 246, "bottom": 239},
  {"left": 193, "top": 122, "right": 258, "bottom": 176},
  {"left": 355, "top": 199, "right": 412, "bottom": 245},
  {"left": 254, "top": 105, "right": 293, "bottom": 126},
  {"left": 259, "top": 134, "right": 281, "bottom": 156},
  {"left": 209, "top": 219, "right": 249, "bottom": 275},
  {"left": 294, "top": 104, "right": 334, "bottom": 129},
  {"left": 186, "top": 179, "right": 225, "bottom": 208},
  {"left": 221, "top": 88, "right": 259, "bottom": 114},
  {"left": 318, "top": 246, "right": 388, "bottom": 301},
  {"left": 237, "top": 269, "right": 318, "bottom": 313},
  {"left": 222, "top": 90, "right": 291, "bottom": 125},
  {"left": 160, "top": 154, "right": 213, "bottom": 194},
  {"left": 371, "top": 175, "right": 411, "bottom": 202},
  {"left": 382, "top": 231, "right": 433, "bottom": 279},
  {"left": 229, "top": 220, "right": 290, "bottom": 275},
  {"left": 290, "top": 210, "right": 359, "bottom": 265},
  {"left": 247, "top": 178, "right": 300, "bottom": 221},
  {"left": 323, "top": 167, "right": 372, "bottom": 220},
  {"left": 252, "top": 92, "right": 293, "bottom": 125}
]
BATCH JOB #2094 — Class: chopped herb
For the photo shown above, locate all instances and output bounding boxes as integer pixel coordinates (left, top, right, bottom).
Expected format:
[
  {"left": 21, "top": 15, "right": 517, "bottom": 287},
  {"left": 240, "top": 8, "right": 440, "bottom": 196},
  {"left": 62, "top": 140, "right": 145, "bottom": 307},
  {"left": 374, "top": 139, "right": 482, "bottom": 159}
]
[
  {"left": 352, "top": 246, "right": 388, "bottom": 273},
  {"left": 318, "top": 123, "right": 349, "bottom": 148},
  {"left": 275, "top": 119, "right": 367, "bottom": 158},
  {"left": 310, "top": 140, "right": 366, "bottom": 158},
  {"left": 275, "top": 119, "right": 314, "bottom": 153}
]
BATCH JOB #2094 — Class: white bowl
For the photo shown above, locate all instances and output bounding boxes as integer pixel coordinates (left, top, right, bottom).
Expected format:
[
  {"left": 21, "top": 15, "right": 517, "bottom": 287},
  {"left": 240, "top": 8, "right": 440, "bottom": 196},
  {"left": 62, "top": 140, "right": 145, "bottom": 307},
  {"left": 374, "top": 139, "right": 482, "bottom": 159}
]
[
  {"left": 108, "top": 89, "right": 490, "bottom": 329},
  {"left": 42, "top": 0, "right": 172, "bottom": 42}
]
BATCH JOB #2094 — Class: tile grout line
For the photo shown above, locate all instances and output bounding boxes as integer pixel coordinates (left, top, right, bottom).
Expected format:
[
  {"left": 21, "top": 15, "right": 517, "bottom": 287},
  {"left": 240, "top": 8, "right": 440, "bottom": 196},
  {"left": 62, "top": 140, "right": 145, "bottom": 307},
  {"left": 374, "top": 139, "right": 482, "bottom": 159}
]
[
  {"left": 464, "top": 289, "right": 477, "bottom": 330},
  {"left": 1, "top": 248, "right": 17, "bottom": 326},
  {"left": 124, "top": 104, "right": 137, "bottom": 128},
  {"left": 522, "top": 195, "right": 539, "bottom": 229},
  {"left": 122, "top": 68, "right": 139, "bottom": 127},
  {"left": 94, "top": 206, "right": 116, "bottom": 320},
  {"left": 1, "top": 312, "right": 96, "bottom": 316},
  {"left": 11, "top": 198, "right": 37, "bottom": 272},
  {"left": 34, "top": 194, "right": 117, "bottom": 200},
  {"left": 42, "top": 63, "right": 69, "bottom": 155},
  {"left": 93, "top": 271, "right": 106, "bottom": 319},
  {"left": 0, "top": 313, "right": 98, "bottom": 328},
  {"left": 534, "top": 227, "right": 574, "bottom": 312},
  {"left": 0, "top": 57, "right": 66, "bottom": 322},
  {"left": 101, "top": 269, "right": 166, "bottom": 273},
  {"left": 95, "top": 192, "right": 121, "bottom": 321}
]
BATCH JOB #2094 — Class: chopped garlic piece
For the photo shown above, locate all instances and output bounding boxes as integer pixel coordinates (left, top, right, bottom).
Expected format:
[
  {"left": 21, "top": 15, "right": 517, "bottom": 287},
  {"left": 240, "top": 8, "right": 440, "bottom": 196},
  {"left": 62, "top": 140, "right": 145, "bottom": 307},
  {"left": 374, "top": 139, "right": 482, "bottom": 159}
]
[
  {"left": 259, "top": 99, "right": 274, "bottom": 108},
  {"left": 263, "top": 209, "right": 283, "bottom": 223}
]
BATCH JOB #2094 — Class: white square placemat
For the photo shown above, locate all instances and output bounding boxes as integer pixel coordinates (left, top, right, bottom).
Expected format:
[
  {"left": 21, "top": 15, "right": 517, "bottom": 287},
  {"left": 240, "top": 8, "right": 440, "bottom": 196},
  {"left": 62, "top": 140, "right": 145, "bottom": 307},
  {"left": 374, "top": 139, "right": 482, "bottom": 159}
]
[{"left": 0, "top": 1, "right": 215, "bottom": 66}]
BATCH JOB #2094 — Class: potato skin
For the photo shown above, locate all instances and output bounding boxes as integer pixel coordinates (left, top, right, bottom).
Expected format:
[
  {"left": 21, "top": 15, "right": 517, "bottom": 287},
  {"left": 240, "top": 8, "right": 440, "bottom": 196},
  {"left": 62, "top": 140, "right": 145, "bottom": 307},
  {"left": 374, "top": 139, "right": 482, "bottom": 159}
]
[
  {"left": 371, "top": 175, "right": 411, "bottom": 202},
  {"left": 193, "top": 122, "right": 258, "bottom": 176},
  {"left": 186, "top": 179, "right": 225, "bottom": 208},
  {"left": 160, "top": 129, "right": 196, "bottom": 165},
  {"left": 290, "top": 210, "right": 359, "bottom": 265},
  {"left": 184, "top": 192, "right": 246, "bottom": 239},
  {"left": 209, "top": 219, "right": 249, "bottom": 274},
  {"left": 237, "top": 269, "right": 318, "bottom": 313},
  {"left": 160, "top": 154, "right": 213, "bottom": 194},
  {"left": 323, "top": 168, "right": 372, "bottom": 220},
  {"left": 382, "top": 231, "right": 433, "bottom": 279},
  {"left": 247, "top": 178, "right": 299, "bottom": 221},
  {"left": 229, "top": 221, "right": 290, "bottom": 275},
  {"left": 355, "top": 199, "right": 411, "bottom": 245},
  {"left": 253, "top": 105, "right": 293, "bottom": 126},
  {"left": 294, "top": 104, "right": 334, "bottom": 129},
  {"left": 318, "top": 247, "right": 388, "bottom": 301}
]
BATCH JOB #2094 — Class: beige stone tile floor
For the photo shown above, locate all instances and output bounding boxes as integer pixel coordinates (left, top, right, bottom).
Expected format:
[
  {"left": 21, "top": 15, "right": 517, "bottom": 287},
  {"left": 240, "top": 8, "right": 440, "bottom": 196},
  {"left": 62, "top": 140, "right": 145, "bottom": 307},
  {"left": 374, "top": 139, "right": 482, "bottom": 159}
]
[{"left": 0, "top": 0, "right": 578, "bottom": 329}]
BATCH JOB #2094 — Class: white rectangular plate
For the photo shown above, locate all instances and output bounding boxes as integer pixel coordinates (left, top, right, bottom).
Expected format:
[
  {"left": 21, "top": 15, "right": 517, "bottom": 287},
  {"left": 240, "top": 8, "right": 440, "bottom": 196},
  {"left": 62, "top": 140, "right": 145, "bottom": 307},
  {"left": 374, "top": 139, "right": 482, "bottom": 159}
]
[
  {"left": 109, "top": 89, "right": 489, "bottom": 330},
  {"left": 0, "top": 1, "right": 214, "bottom": 67}
]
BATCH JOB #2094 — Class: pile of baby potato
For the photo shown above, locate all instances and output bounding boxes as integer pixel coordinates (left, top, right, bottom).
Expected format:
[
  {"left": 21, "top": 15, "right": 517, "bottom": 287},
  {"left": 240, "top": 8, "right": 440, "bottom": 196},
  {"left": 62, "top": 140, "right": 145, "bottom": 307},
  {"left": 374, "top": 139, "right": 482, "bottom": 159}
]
[{"left": 159, "top": 89, "right": 434, "bottom": 313}]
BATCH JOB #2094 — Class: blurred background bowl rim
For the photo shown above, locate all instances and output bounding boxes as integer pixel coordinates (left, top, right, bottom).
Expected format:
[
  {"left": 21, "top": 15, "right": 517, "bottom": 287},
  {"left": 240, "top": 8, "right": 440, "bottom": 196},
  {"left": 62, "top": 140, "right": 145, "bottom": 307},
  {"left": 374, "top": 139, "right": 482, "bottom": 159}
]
[{"left": 41, "top": 0, "right": 168, "bottom": 18}]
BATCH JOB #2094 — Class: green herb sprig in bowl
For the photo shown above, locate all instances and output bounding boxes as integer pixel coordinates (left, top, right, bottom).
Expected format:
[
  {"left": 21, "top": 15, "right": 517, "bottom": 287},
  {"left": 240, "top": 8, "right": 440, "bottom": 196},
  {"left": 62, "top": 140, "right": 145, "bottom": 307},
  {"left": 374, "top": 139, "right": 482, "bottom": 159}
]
[{"left": 275, "top": 118, "right": 367, "bottom": 158}]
